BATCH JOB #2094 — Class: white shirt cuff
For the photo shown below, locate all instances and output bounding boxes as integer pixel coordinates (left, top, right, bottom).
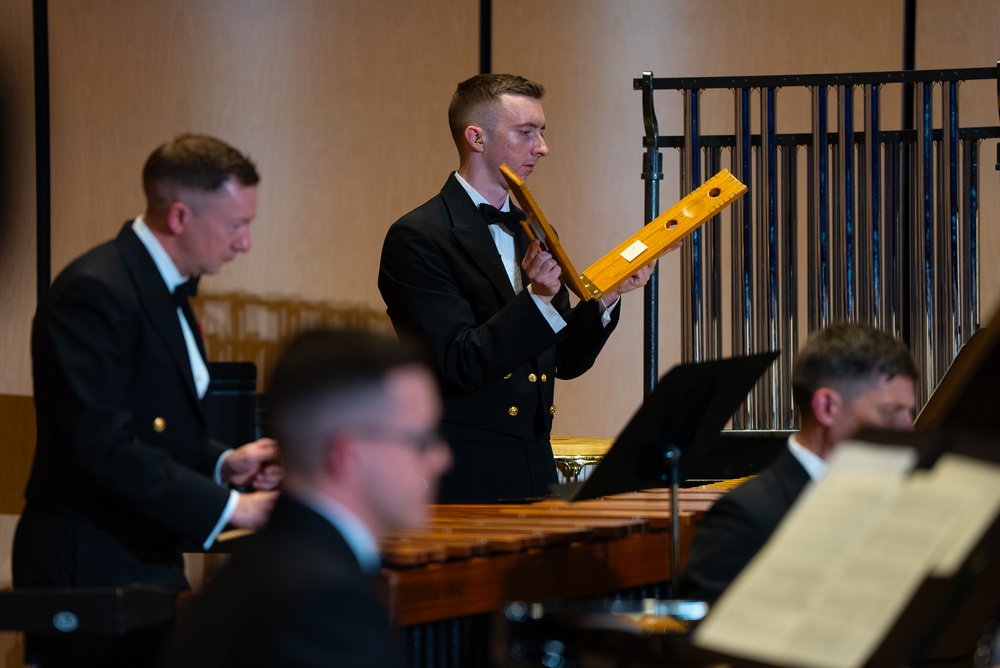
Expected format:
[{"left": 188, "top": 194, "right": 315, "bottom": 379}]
[
  {"left": 202, "top": 490, "right": 239, "bottom": 549},
  {"left": 598, "top": 296, "right": 620, "bottom": 327},
  {"left": 528, "top": 288, "right": 567, "bottom": 333},
  {"left": 214, "top": 448, "right": 233, "bottom": 485}
]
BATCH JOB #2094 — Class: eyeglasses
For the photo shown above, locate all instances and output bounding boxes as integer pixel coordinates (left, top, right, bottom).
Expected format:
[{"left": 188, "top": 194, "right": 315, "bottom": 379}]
[{"left": 344, "top": 423, "right": 446, "bottom": 454}]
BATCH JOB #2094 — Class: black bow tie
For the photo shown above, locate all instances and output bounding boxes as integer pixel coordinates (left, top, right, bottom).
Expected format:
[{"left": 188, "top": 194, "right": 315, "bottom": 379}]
[
  {"left": 173, "top": 276, "right": 200, "bottom": 306},
  {"left": 479, "top": 203, "right": 526, "bottom": 232}
]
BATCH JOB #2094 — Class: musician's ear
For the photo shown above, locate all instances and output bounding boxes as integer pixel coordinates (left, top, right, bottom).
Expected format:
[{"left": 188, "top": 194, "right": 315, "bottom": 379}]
[
  {"left": 464, "top": 126, "right": 485, "bottom": 152},
  {"left": 322, "top": 432, "right": 354, "bottom": 478},
  {"left": 811, "top": 387, "right": 842, "bottom": 428},
  {"left": 164, "top": 200, "right": 191, "bottom": 236}
]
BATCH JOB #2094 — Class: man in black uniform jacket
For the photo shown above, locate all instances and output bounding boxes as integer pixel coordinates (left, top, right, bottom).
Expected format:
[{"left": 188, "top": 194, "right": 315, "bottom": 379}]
[
  {"left": 159, "top": 328, "right": 453, "bottom": 667},
  {"left": 676, "top": 322, "right": 918, "bottom": 603},
  {"left": 379, "top": 73, "right": 664, "bottom": 503},
  {"left": 12, "top": 134, "right": 282, "bottom": 666}
]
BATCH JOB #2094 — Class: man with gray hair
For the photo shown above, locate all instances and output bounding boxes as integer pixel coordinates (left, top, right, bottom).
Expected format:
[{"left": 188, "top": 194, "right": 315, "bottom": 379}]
[
  {"left": 13, "top": 134, "right": 280, "bottom": 666},
  {"left": 677, "top": 322, "right": 918, "bottom": 603},
  {"left": 159, "top": 327, "right": 452, "bottom": 667}
]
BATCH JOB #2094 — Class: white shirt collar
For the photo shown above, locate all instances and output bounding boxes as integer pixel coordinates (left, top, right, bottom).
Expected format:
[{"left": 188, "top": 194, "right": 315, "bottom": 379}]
[
  {"left": 454, "top": 171, "right": 512, "bottom": 212},
  {"left": 787, "top": 433, "right": 828, "bottom": 481},
  {"left": 131, "top": 216, "right": 187, "bottom": 292}
]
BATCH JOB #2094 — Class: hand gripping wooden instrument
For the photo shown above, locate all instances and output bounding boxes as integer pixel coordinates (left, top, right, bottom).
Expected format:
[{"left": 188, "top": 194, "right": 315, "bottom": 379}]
[{"left": 500, "top": 164, "right": 748, "bottom": 301}]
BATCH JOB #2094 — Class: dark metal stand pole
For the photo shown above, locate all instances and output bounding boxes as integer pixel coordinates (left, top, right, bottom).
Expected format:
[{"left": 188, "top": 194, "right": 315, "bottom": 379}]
[
  {"left": 33, "top": 0, "right": 51, "bottom": 302},
  {"left": 899, "top": 0, "right": 916, "bottom": 346},
  {"left": 663, "top": 443, "right": 682, "bottom": 592},
  {"left": 639, "top": 72, "right": 662, "bottom": 400},
  {"left": 478, "top": 0, "right": 491, "bottom": 74}
]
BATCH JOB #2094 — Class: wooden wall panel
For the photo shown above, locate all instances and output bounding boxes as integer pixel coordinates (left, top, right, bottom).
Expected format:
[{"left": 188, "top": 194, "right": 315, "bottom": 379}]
[
  {"left": 0, "top": 396, "right": 33, "bottom": 667},
  {"left": 0, "top": 514, "right": 23, "bottom": 666},
  {"left": 0, "top": 4, "right": 33, "bottom": 662},
  {"left": 0, "top": 396, "right": 34, "bottom": 516},
  {"left": 47, "top": 0, "right": 477, "bottom": 311},
  {"left": 44, "top": 0, "right": 478, "bottom": 386},
  {"left": 0, "top": 0, "right": 36, "bottom": 397}
]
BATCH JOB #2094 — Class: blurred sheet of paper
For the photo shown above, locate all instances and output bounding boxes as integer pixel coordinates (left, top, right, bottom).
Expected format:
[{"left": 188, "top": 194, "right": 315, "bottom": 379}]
[
  {"left": 693, "top": 442, "right": 916, "bottom": 667},
  {"left": 926, "top": 455, "right": 1000, "bottom": 576},
  {"left": 694, "top": 441, "right": 1000, "bottom": 668}
]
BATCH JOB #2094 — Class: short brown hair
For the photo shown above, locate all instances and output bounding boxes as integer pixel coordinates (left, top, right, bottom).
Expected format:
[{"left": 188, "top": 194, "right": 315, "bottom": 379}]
[
  {"left": 143, "top": 133, "right": 259, "bottom": 197},
  {"left": 447, "top": 73, "right": 544, "bottom": 151},
  {"left": 266, "top": 328, "right": 431, "bottom": 474},
  {"left": 791, "top": 322, "right": 918, "bottom": 418}
]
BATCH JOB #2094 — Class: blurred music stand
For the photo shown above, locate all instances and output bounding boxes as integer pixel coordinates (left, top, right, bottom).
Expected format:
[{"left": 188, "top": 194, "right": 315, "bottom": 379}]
[
  {"left": 205, "top": 361, "right": 259, "bottom": 447},
  {"left": 882, "top": 303, "right": 1000, "bottom": 666},
  {"left": 551, "top": 351, "right": 779, "bottom": 584},
  {"left": 915, "top": 307, "right": 998, "bottom": 438}
]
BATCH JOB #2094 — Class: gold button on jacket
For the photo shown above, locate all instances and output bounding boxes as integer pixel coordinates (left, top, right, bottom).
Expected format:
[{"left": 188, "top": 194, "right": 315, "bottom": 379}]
[
  {"left": 508, "top": 406, "right": 519, "bottom": 417},
  {"left": 549, "top": 405, "right": 556, "bottom": 415},
  {"left": 153, "top": 417, "right": 166, "bottom": 432},
  {"left": 528, "top": 373, "right": 537, "bottom": 382}
]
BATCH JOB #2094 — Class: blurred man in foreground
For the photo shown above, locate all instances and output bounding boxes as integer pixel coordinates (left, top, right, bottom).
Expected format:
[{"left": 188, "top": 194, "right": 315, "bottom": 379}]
[{"left": 159, "top": 328, "right": 452, "bottom": 667}]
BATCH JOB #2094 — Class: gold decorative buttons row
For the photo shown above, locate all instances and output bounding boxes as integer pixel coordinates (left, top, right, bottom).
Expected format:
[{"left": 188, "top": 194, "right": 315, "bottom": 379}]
[
  {"left": 506, "top": 405, "right": 557, "bottom": 417},
  {"left": 503, "top": 373, "right": 549, "bottom": 382}
]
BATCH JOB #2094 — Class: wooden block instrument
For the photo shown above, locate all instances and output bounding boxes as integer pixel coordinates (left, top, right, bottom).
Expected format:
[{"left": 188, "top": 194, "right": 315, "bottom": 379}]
[
  {"left": 500, "top": 165, "right": 748, "bottom": 301},
  {"left": 377, "top": 488, "right": 748, "bottom": 666},
  {"left": 378, "top": 489, "right": 730, "bottom": 627}
]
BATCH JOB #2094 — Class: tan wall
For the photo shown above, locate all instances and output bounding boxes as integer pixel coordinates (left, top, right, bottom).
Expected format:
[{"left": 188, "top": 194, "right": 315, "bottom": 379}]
[
  {"left": 0, "top": 0, "right": 35, "bottom": 656},
  {"left": 0, "top": 0, "right": 36, "bottom": 398},
  {"left": 1, "top": 2, "right": 999, "bottom": 664}
]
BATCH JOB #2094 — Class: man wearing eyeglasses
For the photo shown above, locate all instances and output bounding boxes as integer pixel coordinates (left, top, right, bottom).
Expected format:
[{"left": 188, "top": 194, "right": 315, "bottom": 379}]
[{"left": 159, "top": 327, "right": 452, "bottom": 667}]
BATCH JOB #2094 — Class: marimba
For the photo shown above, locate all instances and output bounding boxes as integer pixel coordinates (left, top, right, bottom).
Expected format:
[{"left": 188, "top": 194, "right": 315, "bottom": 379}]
[{"left": 379, "top": 486, "right": 734, "bottom": 667}]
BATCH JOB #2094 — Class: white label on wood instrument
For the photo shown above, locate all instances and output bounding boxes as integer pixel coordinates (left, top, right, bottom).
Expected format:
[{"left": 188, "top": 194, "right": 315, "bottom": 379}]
[{"left": 620, "top": 240, "right": 647, "bottom": 263}]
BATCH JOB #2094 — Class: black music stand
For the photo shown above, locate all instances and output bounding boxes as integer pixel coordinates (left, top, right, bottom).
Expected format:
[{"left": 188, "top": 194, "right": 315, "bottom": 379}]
[
  {"left": 855, "top": 431, "right": 1000, "bottom": 668},
  {"left": 914, "top": 321, "right": 998, "bottom": 438},
  {"left": 553, "top": 351, "right": 779, "bottom": 502},
  {"left": 205, "top": 361, "right": 259, "bottom": 447},
  {"left": 0, "top": 585, "right": 176, "bottom": 635},
  {"left": 551, "top": 351, "right": 778, "bottom": 587}
]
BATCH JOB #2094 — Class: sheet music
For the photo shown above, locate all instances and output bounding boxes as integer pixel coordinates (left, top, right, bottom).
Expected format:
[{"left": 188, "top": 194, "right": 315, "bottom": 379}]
[
  {"left": 692, "top": 442, "right": 1000, "bottom": 668},
  {"left": 926, "top": 455, "right": 1000, "bottom": 576}
]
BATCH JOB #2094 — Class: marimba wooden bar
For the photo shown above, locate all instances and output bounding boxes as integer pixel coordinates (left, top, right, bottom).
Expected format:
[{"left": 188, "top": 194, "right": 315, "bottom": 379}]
[{"left": 379, "top": 488, "right": 726, "bottom": 627}]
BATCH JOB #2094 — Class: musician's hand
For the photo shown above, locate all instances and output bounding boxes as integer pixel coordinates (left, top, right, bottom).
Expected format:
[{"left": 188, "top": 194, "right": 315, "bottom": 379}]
[
  {"left": 230, "top": 490, "right": 278, "bottom": 530},
  {"left": 599, "top": 240, "right": 682, "bottom": 307},
  {"left": 221, "top": 437, "right": 283, "bottom": 489},
  {"left": 522, "top": 239, "right": 561, "bottom": 304}
]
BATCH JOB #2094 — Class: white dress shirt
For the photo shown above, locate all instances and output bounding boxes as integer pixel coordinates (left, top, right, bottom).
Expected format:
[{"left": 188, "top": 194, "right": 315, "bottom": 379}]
[
  {"left": 453, "top": 172, "right": 619, "bottom": 330},
  {"left": 293, "top": 483, "right": 382, "bottom": 573},
  {"left": 132, "top": 217, "right": 238, "bottom": 548},
  {"left": 787, "top": 433, "right": 828, "bottom": 481}
]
